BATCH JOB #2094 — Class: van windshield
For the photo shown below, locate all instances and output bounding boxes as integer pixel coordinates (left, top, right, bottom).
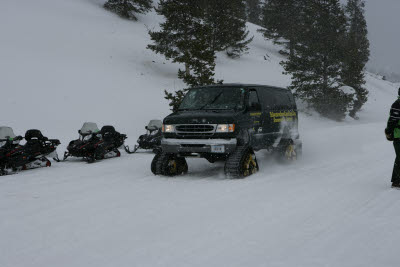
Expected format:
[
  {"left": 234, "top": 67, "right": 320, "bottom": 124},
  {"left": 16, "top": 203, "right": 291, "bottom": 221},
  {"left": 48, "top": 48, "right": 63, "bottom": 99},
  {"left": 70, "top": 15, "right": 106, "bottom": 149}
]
[{"left": 179, "top": 87, "right": 245, "bottom": 111}]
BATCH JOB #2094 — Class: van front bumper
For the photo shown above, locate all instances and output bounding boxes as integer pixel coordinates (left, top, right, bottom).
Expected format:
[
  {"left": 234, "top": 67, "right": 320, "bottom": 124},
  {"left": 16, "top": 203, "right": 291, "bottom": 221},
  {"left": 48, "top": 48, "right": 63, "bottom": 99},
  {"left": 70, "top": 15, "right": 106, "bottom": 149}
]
[{"left": 161, "top": 138, "right": 237, "bottom": 154}]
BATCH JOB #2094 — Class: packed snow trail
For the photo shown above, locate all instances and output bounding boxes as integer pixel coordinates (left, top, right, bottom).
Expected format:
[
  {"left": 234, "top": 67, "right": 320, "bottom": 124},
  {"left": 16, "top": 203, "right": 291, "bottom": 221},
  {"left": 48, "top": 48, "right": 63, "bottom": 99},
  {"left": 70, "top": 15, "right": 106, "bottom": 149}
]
[{"left": 1, "top": 120, "right": 399, "bottom": 267}]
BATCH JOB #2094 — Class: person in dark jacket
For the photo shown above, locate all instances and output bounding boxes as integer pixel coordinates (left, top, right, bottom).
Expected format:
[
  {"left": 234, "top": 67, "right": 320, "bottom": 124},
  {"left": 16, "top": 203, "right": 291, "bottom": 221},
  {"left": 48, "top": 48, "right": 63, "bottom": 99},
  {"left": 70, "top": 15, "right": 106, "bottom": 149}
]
[{"left": 385, "top": 87, "right": 400, "bottom": 188}]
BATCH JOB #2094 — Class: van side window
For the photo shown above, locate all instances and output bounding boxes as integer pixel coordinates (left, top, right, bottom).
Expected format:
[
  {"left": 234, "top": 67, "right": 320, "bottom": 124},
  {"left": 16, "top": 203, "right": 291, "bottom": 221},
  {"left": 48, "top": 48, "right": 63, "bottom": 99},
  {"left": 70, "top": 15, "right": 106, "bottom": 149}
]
[
  {"left": 273, "top": 90, "right": 291, "bottom": 108},
  {"left": 258, "top": 89, "right": 274, "bottom": 109},
  {"left": 258, "top": 87, "right": 293, "bottom": 110},
  {"left": 248, "top": 90, "right": 261, "bottom": 111}
]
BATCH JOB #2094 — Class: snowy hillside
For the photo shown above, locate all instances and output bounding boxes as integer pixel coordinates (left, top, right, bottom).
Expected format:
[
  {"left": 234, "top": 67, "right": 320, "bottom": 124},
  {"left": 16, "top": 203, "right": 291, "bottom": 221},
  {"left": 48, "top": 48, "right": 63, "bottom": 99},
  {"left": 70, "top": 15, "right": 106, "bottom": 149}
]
[{"left": 1, "top": 0, "right": 400, "bottom": 266}]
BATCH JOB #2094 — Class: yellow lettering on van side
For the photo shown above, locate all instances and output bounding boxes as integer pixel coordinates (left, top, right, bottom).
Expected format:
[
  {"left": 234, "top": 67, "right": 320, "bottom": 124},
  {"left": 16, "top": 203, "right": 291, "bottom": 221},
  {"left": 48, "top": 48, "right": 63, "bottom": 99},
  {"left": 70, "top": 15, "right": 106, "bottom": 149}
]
[
  {"left": 269, "top": 111, "right": 296, "bottom": 118},
  {"left": 270, "top": 110, "right": 296, "bottom": 123}
]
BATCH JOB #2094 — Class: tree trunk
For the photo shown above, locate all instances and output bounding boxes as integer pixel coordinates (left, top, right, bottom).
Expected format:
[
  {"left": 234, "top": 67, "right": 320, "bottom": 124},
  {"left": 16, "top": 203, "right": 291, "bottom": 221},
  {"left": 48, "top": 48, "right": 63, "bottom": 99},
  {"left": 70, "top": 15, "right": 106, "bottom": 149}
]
[
  {"left": 289, "top": 39, "right": 294, "bottom": 58},
  {"left": 322, "top": 57, "right": 328, "bottom": 94},
  {"left": 185, "top": 63, "right": 190, "bottom": 76},
  {"left": 123, "top": 0, "right": 128, "bottom": 18}
]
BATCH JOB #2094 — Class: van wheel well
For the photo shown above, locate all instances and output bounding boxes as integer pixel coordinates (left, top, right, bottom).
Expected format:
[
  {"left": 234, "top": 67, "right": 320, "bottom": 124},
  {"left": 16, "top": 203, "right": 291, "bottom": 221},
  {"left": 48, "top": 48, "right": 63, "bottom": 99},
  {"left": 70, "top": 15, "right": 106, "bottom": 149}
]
[{"left": 237, "top": 129, "right": 250, "bottom": 146}]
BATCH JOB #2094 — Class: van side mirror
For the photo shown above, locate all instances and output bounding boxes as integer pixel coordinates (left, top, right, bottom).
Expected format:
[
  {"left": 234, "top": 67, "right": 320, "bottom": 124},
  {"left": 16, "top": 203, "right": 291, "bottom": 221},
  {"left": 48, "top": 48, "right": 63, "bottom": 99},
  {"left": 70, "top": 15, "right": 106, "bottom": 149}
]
[{"left": 145, "top": 126, "right": 148, "bottom": 130}]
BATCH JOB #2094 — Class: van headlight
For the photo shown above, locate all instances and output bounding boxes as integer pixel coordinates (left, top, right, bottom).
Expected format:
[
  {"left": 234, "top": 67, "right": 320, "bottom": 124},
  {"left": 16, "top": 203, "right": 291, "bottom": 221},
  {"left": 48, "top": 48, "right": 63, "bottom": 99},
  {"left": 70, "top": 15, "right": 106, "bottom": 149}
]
[
  {"left": 216, "top": 124, "right": 235, "bottom": 133},
  {"left": 163, "top": 125, "right": 175, "bottom": 133}
]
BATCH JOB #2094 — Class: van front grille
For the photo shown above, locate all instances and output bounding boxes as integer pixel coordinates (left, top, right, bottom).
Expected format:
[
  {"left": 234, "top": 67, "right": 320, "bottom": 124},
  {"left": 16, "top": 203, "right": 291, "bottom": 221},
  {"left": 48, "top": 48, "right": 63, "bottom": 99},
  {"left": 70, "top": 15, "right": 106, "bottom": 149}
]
[{"left": 175, "top": 124, "right": 216, "bottom": 137}]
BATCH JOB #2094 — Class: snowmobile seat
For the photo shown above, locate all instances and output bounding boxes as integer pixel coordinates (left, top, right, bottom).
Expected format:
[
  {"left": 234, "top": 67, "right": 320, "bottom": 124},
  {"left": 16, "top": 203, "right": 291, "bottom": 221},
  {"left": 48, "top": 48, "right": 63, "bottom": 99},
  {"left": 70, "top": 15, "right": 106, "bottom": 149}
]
[
  {"left": 25, "top": 129, "right": 46, "bottom": 142},
  {"left": 146, "top": 120, "right": 162, "bottom": 132},
  {"left": 101, "top": 126, "right": 119, "bottom": 143},
  {"left": 24, "top": 130, "right": 50, "bottom": 152},
  {"left": 101, "top": 125, "right": 116, "bottom": 135}
]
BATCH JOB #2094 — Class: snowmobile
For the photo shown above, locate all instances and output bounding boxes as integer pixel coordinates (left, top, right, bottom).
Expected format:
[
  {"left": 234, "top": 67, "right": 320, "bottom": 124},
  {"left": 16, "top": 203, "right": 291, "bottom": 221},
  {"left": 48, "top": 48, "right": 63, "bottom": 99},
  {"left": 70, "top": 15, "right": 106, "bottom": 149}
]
[
  {"left": 126, "top": 120, "right": 162, "bottom": 154},
  {"left": 0, "top": 127, "right": 60, "bottom": 176},
  {"left": 63, "top": 123, "right": 127, "bottom": 163},
  {"left": 98, "top": 125, "right": 128, "bottom": 158},
  {"left": 0, "top": 127, "right": 23, "bottom": 175}
]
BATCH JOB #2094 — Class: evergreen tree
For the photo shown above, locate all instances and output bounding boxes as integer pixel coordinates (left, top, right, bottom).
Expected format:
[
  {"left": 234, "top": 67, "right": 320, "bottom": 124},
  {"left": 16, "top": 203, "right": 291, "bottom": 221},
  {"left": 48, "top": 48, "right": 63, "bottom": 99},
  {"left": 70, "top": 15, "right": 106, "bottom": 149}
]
[
  {"left": 259, "top": 0, "right": 305, "bottom": 56},
  {"left": 147, "top": 0, "right": 216, "bottom": 110},
  {"left": 245, "top": 0, "right": 262, "bottom": 25},
  {"left": 177, "top": 26, "right": 216, "bottom": 87},
  {"left": 147, "top": 0, "right": 216, "bottom": 86},
  {"left": 283, "top": 0, "right": 350, "bottom": 120},
  {"left": 342, "top": 0, "right": 370, "bottom": 118},
  {"left": 164, "top": 89, "right": 187, "bottom": 112},
  {"left": 204, "top": 0, "right": 253, "bottom": 58},
  {"left": 104, "top": 0, "right": 152, "bottom": 20}
]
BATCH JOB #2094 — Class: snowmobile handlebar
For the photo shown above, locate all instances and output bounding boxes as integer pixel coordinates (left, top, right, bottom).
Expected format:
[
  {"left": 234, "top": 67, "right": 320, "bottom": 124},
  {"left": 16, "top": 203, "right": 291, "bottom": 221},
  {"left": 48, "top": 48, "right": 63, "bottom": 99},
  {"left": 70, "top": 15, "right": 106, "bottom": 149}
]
[
  {"left": 46, "top": 139, "right": 61, "bottom": 146},
  {"left": 0, "top": 135, "right": 23, "bottom": 142}
]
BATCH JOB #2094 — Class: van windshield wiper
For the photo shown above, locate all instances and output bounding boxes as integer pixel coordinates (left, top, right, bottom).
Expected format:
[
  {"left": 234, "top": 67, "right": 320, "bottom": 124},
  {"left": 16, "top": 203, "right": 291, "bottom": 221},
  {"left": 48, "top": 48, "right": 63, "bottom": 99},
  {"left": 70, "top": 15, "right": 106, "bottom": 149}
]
[
  {"left": 177, "top": 108, "right": 196, "bottom": 111},
  {"left": 199, "top": 92, "right": 224, "bottom": 110},
  {"left": 205, "top": 108, "right": 234, "bottom": 111}
]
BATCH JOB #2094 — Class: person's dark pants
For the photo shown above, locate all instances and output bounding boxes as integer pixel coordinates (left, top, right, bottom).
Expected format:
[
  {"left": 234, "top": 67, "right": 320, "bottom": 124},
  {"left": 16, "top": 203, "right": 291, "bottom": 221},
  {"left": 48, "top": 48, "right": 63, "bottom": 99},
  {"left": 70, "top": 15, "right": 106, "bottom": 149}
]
[{"left": 392, "top": 140, "right": 400, "bottom": 183}]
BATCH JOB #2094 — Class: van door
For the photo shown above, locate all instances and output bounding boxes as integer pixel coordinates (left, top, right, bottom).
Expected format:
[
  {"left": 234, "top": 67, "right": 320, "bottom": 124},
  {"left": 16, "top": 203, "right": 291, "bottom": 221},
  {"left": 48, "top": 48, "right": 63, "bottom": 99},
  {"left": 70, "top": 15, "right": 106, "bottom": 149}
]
[
  {"left": 257, "top": 88, "right": 277, "bottom": 147},
  {"left": 285, "top": 91, "right": 299, "bottom": 139},
  {"left": 247, "top": 89, "right": 264, "bottom": 150},
  {"left": 257, "top": 87, "right": 295, "bottom": 147},
  {"left": 268, "top": 89, "right": 296, "bottom": 141}
]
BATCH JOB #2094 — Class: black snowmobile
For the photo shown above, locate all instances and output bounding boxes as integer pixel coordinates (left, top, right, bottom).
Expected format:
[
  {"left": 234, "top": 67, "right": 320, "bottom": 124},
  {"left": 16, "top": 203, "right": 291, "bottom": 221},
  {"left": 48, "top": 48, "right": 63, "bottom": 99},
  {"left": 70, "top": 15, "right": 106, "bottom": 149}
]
[
  {"left": 0, "top": 127, "right": 23, "bottom": 175},
  {"left": 126, "top": 120, "right": 162, "bottom": 154},
  {"left": 0, "top": 127, "right": 60, "bottom": 176},
  {"left": 100, "top": 125, "right": 127, "bottom": 153},
  {"left": 64, "top": 122, "right": 127, "bottom": 163}
]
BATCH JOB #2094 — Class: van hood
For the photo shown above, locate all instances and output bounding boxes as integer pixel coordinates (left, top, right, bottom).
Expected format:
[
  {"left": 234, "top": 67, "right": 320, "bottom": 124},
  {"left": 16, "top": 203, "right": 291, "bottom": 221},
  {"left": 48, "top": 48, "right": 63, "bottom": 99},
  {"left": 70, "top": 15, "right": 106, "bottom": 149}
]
[{"left": 164, "top": 110, "right": 239, "bottom": 125}]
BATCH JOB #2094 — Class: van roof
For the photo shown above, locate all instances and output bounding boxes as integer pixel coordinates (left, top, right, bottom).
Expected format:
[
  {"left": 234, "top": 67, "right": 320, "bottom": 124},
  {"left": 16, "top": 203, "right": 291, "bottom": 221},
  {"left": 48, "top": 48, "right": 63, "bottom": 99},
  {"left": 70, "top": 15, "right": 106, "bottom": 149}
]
[{"left": 192, "top": 83, "right": 289, "bottom": 91}]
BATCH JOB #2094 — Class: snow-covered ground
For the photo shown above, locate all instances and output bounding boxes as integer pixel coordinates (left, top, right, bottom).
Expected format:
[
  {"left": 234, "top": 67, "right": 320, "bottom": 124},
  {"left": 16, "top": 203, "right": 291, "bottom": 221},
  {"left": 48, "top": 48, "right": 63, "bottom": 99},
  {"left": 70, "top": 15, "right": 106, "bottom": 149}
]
[{"left": 1, "top": 0, "right": 400, "bottom": 266}]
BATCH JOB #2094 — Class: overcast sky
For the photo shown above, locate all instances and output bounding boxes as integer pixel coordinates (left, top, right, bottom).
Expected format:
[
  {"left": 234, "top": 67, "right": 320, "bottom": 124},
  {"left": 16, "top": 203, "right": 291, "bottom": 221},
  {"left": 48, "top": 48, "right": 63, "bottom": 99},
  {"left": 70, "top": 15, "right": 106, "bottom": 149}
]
[{"left": 364, "top": 0, "right": 400, "bottom": 78}]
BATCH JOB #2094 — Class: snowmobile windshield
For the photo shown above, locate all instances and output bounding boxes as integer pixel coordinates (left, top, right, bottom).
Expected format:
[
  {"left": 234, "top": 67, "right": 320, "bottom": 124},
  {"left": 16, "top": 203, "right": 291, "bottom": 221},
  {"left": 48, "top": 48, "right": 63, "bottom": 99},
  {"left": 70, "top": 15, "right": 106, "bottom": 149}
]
[
  {"left": 80, "top": 122, "right": 100, "bottom": 135},
  {"left": 179, "top": 87, "right": 245, "bottom": 111},
  {"left": 0, "top": 127, "right": 16, "bottom": 140},
  {"left": 147, "top": 120, "right": 162, "bottom": 131}
]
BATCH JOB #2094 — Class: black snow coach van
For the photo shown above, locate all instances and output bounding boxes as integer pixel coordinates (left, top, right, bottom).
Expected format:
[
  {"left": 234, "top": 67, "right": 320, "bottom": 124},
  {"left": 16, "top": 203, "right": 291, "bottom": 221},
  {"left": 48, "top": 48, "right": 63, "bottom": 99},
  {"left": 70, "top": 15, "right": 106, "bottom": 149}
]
[{"left": 151, "top": 84, "right": 302, "bottom": 178}]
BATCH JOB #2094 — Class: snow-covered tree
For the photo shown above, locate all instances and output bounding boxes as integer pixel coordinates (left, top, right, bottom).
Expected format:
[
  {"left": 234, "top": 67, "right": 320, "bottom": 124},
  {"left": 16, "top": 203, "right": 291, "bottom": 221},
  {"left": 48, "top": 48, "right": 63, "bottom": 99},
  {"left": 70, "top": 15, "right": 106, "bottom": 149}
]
[
  {"left": 204, "top": 0, "right": 253, "bottom": 58},
  {"left": 259, "top": 0, "right": 305, "bottom": 56},
  {"left": 104, "top": 0, "right": 152, "bottom": 21},
  {"left": 283, "top": 0, "right": 349, "bottom": 120},
  {"left": 245, "top": 0, "right": 262, "bottom": 25},
  {"left": 147, "top": 0, "right": 216, "bottom": 87},
  {"left": 147, "top": 0, "right": 217, "bottom": 110},
  {"left": 342, "top": 0, "right": 370, "bottom": 118}
]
